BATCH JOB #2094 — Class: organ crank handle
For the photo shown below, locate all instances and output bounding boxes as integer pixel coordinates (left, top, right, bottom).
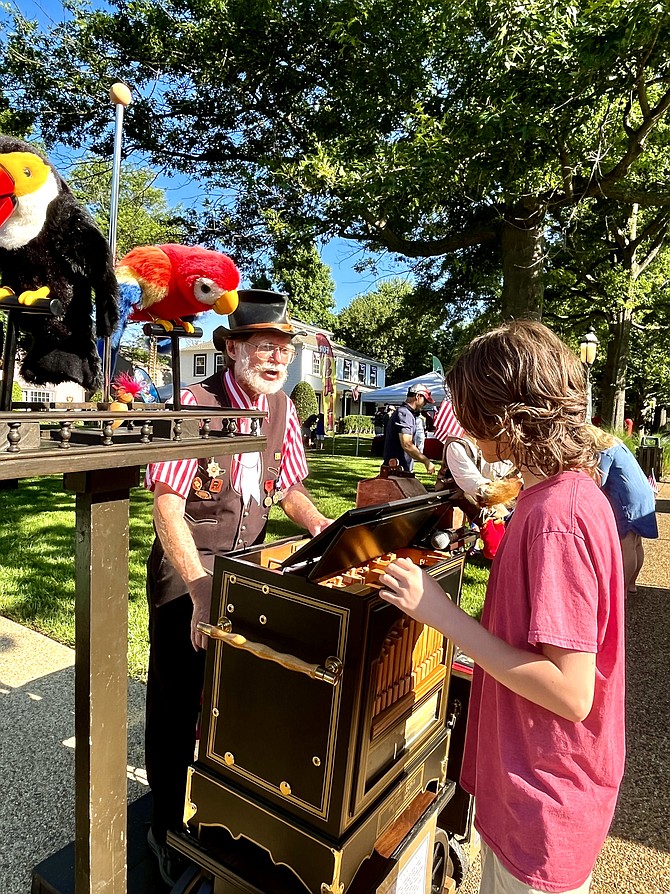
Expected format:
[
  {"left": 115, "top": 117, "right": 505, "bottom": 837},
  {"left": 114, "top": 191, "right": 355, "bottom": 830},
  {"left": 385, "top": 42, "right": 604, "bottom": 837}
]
[{"left": 197, "top": 620, "right": 343, "bottom": 686}]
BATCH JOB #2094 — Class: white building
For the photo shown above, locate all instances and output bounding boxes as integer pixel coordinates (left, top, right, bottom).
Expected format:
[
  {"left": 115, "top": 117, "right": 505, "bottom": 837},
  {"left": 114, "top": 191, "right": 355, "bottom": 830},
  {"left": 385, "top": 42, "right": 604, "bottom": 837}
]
[
  {"left": 12, "top": 370, "right": 86, "bottom": 404},
  {"left": 179, "top": 320, "right": 386, "bottom": 419}
]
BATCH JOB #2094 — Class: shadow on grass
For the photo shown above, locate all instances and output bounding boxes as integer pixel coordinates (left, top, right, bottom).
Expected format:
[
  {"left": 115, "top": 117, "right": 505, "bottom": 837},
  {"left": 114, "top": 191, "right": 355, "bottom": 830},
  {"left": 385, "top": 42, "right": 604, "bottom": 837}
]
[
  {"left": 0, "top": 476, "right": 153, "bottom": 634},
  {"left": 0, "top": 477, "right": 77, "bottom": 632}
]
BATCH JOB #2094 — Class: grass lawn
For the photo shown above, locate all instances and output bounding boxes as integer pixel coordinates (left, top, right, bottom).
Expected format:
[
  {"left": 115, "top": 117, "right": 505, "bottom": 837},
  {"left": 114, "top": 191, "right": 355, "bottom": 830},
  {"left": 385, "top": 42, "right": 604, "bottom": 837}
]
[{"left": 0, "top": 434, "right": 489, "bottom": 681}]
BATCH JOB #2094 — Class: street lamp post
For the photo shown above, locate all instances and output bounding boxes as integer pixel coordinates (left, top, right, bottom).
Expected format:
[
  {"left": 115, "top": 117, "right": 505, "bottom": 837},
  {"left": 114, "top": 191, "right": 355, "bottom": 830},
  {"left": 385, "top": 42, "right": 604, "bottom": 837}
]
[{"left": 579, "top": 326, "right": 599, "bottom": 422}]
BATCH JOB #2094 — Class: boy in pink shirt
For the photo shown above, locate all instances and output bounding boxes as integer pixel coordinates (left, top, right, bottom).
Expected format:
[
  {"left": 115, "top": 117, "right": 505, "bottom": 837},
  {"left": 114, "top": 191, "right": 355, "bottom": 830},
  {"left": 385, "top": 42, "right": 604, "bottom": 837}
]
[{"left": 379, "top": 321, "right": 625, "bottom": 894}]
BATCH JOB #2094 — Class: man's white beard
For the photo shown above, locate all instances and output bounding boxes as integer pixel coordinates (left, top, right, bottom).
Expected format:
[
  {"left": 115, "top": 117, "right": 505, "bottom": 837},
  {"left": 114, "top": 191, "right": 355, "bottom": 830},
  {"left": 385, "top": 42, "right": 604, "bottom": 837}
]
[{"left": 235, "top": 349, "right": 288, "bottom": 396}]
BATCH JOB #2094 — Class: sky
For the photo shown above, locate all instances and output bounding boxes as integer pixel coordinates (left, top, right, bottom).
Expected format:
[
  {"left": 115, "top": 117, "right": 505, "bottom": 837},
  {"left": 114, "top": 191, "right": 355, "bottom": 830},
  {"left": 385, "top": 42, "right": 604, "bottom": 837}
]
[{"left": 7, "top": 0, "right": 414, "bottom": 322}]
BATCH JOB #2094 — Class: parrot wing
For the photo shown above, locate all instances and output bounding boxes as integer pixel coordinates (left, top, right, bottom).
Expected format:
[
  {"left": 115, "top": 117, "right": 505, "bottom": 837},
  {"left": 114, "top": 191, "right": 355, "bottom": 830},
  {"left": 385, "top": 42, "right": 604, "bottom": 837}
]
[{"left": 117, "top": 245, "right": 172, "bottom": 312}]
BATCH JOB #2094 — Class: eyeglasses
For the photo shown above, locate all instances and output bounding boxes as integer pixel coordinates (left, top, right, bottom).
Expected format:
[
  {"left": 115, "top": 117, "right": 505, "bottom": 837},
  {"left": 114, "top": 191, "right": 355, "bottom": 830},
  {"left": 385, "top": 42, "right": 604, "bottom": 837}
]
[{"left": 247, "top": 342, "right": 296, "bottom": 363}]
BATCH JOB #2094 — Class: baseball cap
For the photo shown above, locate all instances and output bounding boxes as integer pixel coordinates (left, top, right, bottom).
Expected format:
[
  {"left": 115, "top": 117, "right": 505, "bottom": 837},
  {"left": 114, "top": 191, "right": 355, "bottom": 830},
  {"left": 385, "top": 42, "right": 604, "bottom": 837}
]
[{"left": 407, "top": 384, "right": 434, "bottom": 403}]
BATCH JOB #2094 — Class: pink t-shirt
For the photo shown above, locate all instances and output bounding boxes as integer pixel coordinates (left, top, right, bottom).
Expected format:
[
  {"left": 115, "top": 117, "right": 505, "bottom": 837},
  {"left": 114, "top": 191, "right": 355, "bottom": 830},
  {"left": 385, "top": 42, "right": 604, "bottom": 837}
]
[{"left": 460, "top": 471, "right": 625, "bottom": 892}]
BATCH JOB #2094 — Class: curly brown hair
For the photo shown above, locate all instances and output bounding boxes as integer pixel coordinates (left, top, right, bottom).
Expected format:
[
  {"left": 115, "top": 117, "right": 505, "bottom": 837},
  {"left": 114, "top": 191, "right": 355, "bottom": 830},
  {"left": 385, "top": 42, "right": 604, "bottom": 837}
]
[{"left": 446, "top": 320, "right": 599, "bottom": 477}]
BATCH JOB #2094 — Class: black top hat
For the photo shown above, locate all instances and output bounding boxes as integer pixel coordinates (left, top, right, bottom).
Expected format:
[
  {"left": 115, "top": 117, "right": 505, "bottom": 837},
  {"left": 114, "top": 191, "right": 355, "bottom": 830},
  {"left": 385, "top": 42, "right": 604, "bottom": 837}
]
[{"left": 213, "top": 290, "right": 306, "bottom": 347}]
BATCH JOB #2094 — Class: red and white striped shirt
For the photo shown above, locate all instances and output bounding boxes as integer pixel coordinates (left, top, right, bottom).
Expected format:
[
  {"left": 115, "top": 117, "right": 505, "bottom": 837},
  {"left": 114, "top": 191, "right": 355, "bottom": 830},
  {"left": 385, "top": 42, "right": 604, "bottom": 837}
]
[
  {"left": 433, "top": 398, "right": 466, "bottom": 443},
  {"left": 145, "top": 370, "right": 308, "bottom": 499}
]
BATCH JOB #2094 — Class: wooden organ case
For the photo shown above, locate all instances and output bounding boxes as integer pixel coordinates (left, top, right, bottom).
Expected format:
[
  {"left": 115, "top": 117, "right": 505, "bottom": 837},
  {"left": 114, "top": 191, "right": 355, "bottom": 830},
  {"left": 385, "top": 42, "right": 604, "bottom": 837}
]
[{"left": 182, "top": 492, "right": 475, "bottom": 894}]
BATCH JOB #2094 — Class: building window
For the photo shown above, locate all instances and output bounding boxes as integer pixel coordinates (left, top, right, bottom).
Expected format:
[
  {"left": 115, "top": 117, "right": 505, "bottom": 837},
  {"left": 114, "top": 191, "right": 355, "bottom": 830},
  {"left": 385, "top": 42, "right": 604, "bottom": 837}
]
[
  {"left": 370, "top": 365, "right": 378, "bottom": 386},
  {"left": 358, "top": 362, "right": 367, "bottom": 384},
  {"left": 343, "top": 359, "right": 352, "bottom": 381},
  {"left": 194, "top": 354, "right": 207, "bottom": 377},
  {"left": 23, "top": 389, "right": 53, "bottom": 404},
  {"left": 312, "top": 350, "right": 321, "bottom": 375},
  {"left": 214, "top": 353, "right": 224, "bottom": 372}
]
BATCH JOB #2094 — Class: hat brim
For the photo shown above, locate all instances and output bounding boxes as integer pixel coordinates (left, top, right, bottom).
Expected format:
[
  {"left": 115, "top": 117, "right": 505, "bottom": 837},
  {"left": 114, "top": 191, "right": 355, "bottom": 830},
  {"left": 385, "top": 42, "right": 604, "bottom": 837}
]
[
  {"left": 214, "top": 321, "right": 308, "bottom": 339},
  {"left": 409, "top": 390, "right": 434, "bottom": 403}
]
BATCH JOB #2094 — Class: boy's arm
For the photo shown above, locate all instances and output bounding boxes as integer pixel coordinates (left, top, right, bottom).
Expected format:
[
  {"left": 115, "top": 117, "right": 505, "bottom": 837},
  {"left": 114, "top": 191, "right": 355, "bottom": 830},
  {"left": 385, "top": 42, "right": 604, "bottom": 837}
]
[{"left": 379, "top": 558, "right": 596, "bottom": 723}]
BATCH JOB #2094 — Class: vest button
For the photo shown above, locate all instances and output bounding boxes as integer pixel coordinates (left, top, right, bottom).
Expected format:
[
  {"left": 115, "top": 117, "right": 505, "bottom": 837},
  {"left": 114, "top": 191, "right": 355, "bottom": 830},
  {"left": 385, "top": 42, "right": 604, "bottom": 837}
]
[{"left": 241, "top": 525, "right": 246, "bottom": 532}]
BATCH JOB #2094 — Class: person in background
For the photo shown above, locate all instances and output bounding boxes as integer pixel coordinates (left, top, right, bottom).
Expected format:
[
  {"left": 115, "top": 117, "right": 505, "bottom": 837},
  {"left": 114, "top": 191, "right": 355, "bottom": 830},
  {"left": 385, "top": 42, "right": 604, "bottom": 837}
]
[
  {"left": 302, "top": 413, "right": 317, "bottom": 448},
  {"left": 587, "top": 424, "right": 658, "bottom": 595},
  {"left": 414, "top": 409, "right": 426, "bottom": 454},
  {"left": 314, "top": 412, "right": 326, "bottom": 450},
  {"left": 374, "top": 406, "right": 388, "bottom": 435},
  {"left": 434, "top": 397, "right": 518, "bottom": 526},
  {"left": 379, "top": 320, "right": 625, "bottom": 894},
  {"left": 382, "top": 384, "right": 437, "bottom": 474},
  {"left": 436, "top": 432, "right": 517, "bottom": 523},
  {"left": 143, "top": 290, "right": 332, "bottom": 886}
]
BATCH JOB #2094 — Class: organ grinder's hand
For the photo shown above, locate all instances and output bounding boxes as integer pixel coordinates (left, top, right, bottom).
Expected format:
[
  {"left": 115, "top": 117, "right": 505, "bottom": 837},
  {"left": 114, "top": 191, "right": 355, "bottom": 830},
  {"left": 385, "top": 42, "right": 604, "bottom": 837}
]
[
  {"left": 379, "top": 557, "right": 454, "bottom": 631},
  {"left": 189, "top": 575, "right": 213, "bottom": 651}
]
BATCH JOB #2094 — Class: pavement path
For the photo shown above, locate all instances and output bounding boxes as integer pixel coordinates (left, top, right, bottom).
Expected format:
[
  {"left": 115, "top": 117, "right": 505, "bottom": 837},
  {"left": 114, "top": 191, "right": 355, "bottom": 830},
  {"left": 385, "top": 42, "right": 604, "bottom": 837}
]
[
  {"left": 1, "top": 483, "right": 669, "bottom": 894},
  {"left": 0, "top": 620, "right": 148, "bottom": 894}
]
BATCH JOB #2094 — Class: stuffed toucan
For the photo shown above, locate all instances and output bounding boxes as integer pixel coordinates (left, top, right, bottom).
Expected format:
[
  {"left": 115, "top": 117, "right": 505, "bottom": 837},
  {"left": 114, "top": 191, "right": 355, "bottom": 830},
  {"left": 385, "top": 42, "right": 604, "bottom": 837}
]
[{"left": 0, "top": 135, "right": 118, "bottom": 391}]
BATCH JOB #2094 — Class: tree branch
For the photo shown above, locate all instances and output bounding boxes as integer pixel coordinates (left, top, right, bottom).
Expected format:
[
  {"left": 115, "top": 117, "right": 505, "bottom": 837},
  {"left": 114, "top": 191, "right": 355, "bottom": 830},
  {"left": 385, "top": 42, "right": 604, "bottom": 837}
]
[{"left": 360, "top": 215, "right": 498, "bottom": 256}]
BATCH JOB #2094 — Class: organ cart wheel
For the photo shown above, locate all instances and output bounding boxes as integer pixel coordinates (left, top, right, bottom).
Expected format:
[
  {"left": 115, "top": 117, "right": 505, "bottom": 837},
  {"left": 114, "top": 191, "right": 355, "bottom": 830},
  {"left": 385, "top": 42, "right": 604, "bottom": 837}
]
[
  {"left": 447, "top": 835, "right": 470, "bottom": 888},
  {"left": 432, "top": 828, "right": 470, "bottom": 892},
  {"left": 431, "top": 827, "right": 451, "bottom": 894}
]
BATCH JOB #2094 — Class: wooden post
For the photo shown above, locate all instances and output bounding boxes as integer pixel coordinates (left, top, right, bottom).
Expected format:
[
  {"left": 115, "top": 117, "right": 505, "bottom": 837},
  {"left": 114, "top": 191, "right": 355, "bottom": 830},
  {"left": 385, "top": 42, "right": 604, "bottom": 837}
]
[{"left": 64, "top": 467, "right": 140, "bottom": 894}]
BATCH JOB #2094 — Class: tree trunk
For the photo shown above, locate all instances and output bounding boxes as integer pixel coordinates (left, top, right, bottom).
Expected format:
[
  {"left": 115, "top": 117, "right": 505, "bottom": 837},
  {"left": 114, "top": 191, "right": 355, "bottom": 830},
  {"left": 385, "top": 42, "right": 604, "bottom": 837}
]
[
  {"left": 600, "top": 308, "right": 632, "bottom": 430},
  {"left": 500, "top": 208, "right": 545, "bottom": 319}
]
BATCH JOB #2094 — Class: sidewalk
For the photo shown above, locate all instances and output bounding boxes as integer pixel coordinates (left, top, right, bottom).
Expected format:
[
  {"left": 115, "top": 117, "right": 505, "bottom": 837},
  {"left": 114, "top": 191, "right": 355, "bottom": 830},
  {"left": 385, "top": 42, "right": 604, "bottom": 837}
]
[
  {"left": 0, "top": 620, "right": 149, "bottom": 893},
  {"left": 1, "top": 485, "right": 669, "bottom": 894}
]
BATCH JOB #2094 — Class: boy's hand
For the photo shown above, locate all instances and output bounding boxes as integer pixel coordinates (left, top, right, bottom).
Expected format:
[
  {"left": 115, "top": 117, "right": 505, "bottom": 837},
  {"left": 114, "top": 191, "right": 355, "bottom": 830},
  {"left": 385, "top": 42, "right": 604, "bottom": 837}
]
[{"left": 379, "top": 557, "right": 450, "bottom": 630}]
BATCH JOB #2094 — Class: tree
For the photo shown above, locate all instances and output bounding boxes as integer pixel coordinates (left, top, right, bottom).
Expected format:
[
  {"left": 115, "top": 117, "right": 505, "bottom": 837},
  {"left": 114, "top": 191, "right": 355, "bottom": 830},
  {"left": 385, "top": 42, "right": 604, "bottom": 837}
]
[
  {"left": 4, "top": 0, "right": 670, "bottom": 319},
  {"left": 68, "top": 157, "right": 188, "bottom": 258},
  {"left": 543, "top": 190, "right": 670, "bottom": 428},
  {"left": 269, "top": 242, "right": 336, "bottom": 329},
  {"left": 290, "top": 381, "right": 318, "bottom": 424},
  {"left": 334, "top": 279, "right": 459, "bottom": 382}
]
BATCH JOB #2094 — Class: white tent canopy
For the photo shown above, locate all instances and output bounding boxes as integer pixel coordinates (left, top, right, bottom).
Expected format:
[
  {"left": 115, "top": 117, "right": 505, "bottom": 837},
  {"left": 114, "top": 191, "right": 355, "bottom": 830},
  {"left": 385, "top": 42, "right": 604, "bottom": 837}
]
[{"left": 362, "top": 372, "right": 446, "bottom": 406}]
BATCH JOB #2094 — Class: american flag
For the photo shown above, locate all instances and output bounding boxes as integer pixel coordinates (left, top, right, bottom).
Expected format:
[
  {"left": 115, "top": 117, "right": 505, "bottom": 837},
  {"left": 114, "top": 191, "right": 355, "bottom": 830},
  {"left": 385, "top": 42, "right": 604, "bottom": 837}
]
[{"left": 433, "top": 397, "right": 466, "bottom": 442}]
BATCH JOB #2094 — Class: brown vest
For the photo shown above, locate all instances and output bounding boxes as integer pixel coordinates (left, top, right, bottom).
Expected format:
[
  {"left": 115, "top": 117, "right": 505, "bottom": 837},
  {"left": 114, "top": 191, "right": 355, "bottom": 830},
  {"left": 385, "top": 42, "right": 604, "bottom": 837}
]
[
  {"left": 435, "top": 435, "right": 481, "bottom": 492},
  {"left": 147, "top": 373, "right": 288, "bottom": 607}
]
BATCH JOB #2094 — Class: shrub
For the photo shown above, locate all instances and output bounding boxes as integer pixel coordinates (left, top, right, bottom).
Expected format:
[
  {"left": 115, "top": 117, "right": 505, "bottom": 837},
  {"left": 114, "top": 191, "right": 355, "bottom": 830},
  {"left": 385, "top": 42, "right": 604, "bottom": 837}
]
[
  {"left": 290, "top": 381, "right": 318, "bottom": 423},
  {"left": 11, "top": 382, "right": 22, "bottom": 403},
  {"left": 339, "top": 414, "right": 374, "bottom": 434}
]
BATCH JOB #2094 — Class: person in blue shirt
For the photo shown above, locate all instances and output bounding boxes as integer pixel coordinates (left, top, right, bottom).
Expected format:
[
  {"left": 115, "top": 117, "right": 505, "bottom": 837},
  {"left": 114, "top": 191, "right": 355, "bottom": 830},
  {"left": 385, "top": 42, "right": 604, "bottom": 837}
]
[
  {"left": 589, "top": 426, "right": 659, "bottom": 595},
  {"left": 383, "top": 384, "right": 437, "bottom": 474}
]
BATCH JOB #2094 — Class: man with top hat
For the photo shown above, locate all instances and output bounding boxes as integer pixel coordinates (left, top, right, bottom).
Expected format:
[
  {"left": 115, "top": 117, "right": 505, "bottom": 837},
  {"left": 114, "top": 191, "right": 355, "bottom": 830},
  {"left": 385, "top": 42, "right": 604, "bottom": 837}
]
[
  {"left": 383, "top": 383, "right": 437, "bottom": 474},
  {"left": 143, "top": 290, "right": 332, "bottom": 885}
]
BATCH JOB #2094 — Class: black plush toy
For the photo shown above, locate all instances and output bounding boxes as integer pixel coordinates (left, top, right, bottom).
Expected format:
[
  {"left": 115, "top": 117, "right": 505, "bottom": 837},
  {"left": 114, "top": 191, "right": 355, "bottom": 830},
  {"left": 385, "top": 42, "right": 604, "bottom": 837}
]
[{"left": 0, "top": 135, "right": 118, "bottom": 391}]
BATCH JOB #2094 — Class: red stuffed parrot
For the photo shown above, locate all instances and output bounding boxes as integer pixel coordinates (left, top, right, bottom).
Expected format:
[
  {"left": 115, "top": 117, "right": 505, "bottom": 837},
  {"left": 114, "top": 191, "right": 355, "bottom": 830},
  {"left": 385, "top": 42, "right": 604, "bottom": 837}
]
[{"left": 116, "top": 243, "right": 240, "bottom": 334}]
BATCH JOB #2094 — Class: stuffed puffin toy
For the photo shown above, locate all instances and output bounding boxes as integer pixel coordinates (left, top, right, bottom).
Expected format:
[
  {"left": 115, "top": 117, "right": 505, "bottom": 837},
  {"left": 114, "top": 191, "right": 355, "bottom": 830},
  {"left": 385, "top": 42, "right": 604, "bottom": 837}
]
[{"left": 0, "top": 134, "right": 118, "bottom": 391}]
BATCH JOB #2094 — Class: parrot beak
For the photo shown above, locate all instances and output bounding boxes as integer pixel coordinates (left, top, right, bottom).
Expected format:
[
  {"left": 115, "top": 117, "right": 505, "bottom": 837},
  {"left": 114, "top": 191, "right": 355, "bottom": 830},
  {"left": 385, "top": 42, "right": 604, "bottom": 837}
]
[
  {"left": 0, "top": 163, "right": 18, "bottom": 229},
  {"left": 213, "top": 289, "right": 239, "bottom": 316}
]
